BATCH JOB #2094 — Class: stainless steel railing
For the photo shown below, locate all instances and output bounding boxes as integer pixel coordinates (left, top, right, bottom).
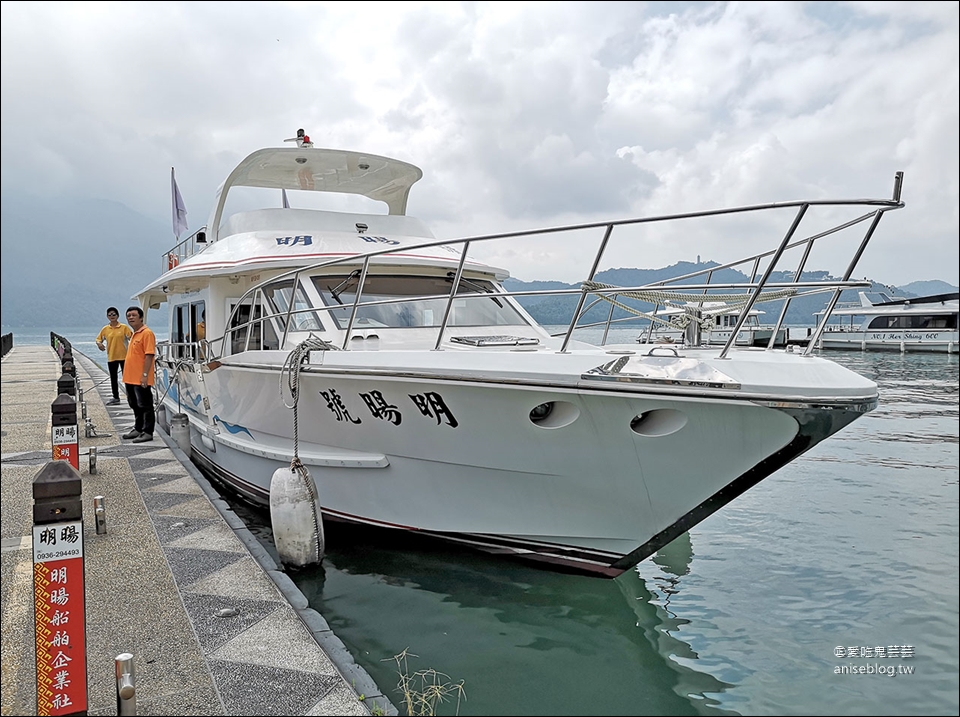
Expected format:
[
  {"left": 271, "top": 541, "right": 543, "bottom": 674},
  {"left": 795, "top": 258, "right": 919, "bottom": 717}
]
[{"left": 182, "top": 173, "right": 905, "bottom": 361}]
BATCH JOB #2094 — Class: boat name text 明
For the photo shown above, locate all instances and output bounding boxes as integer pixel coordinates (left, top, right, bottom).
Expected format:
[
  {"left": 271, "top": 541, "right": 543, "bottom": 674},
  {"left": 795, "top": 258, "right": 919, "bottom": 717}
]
[{"left": 319, "top": 387, "right": 458, "bottom": 428}]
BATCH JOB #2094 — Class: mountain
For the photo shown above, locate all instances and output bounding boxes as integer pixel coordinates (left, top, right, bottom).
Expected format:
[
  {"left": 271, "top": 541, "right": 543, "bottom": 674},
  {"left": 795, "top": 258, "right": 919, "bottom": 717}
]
[
  {"left": 1, "top": 190, "right": 171, "bottom": 328},
  {"left": 896, "top": 280, "right": 958, "bottom": 297},
  {"left": 506, "top": 267, "right": 959, "bottom": 327}
]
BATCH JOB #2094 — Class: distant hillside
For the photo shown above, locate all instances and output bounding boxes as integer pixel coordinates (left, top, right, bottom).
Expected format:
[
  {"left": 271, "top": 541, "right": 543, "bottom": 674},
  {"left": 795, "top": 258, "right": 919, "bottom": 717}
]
[
  {"left": 895, "top": 280, "right": 959, "bottom": 297},
  {"left": 1, "top": 191, "right": 171, "bottom": 328},
  {"left": 505, "top": 266, "right": 959, "bottom": 327}
]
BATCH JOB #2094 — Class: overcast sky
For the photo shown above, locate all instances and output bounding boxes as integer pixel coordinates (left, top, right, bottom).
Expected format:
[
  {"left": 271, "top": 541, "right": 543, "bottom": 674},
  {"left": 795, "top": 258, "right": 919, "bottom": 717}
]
[{"left": 2, "top": 1, "right": 957, "bottom": 286}]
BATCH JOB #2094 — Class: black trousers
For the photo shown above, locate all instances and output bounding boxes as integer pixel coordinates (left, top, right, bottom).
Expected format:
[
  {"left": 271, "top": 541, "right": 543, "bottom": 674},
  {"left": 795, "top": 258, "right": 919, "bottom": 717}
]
[
  {"left": 108, "top": 359, "right": 125, "bottom": 399},
  {"left": 125, "top": 384, "right": 155, "bottom": 436}
]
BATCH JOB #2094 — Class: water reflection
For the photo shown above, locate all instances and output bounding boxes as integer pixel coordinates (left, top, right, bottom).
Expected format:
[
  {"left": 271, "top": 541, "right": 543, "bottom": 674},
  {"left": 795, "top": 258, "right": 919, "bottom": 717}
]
[
  {"left": 227, "top": 498, "right": 737, "bottom": 716},
  {"left": 619, "top": 532, "right": 737, "bottom": 715}
]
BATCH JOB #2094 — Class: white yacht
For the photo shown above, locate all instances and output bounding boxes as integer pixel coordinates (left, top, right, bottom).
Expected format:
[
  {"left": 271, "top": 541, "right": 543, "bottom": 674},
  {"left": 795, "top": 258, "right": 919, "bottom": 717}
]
[
  {"left": 814, "top": 291, "right": 958, "bottom": 353},
  {"left": 134, "top": 132, "right": 905, "bottom": 577}
]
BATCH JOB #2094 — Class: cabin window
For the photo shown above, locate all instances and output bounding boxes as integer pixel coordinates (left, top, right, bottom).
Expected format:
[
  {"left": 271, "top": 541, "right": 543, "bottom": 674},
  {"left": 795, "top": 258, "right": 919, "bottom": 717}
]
[
  {"left": 190, "top": 301, "right": 205, "bottom": 359},
  {"left": 170, "top": 301, "right": 206, "bottom": 360},
  {"left": 227, "top": 295, "right": 280, "bottom": 354},
  {"left": 867, "top": 315, "right": 956, "bottom": 330},
  {"left": 929, "top": 315, "right": 958, "bottom": 329},
  {"left": 264, "top": 279, "right": 325, "bottom": 332},
  {"left": 172, "top": 304, "right": 188, "bottom": 358},
  {"left": 312, "top": 274, "right": 528, "bottom": 329}
]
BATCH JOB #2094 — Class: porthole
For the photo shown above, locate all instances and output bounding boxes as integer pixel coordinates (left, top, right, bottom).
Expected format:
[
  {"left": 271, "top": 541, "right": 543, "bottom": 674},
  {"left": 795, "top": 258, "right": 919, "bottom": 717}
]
[
  {"left": 630, "top": 409, "right": 687, "bottom": 437},
  {"left": 529, "top": 401, "right": 580, "bottom": 429}
]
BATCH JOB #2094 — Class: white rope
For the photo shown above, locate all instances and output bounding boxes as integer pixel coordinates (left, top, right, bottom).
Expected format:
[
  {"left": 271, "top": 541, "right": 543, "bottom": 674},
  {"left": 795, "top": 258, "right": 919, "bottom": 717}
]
[
  {"left": 276, "top": 334, "right": 334, "bottom": 563},
  {"left": 580, "top": 281, "right": 799, "bottom": 330},
  {"left": 279, "top": 334, "right": 337, "bottom": 466}
]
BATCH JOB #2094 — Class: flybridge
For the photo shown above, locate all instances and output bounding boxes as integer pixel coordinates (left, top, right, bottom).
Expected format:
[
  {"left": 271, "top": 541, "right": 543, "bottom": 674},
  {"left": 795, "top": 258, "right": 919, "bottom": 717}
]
[
  {"left": 159, "top": 133, "right": 426, "bottom": 273},
  {"left": 207, "top": 144, "right": 423, "bottom": 230}
]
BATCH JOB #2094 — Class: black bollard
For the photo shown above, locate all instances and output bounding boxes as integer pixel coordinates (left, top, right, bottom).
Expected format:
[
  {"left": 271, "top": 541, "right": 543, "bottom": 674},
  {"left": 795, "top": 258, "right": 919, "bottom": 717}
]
[
  {"left": 61, "top": 349, "right": 76, "bottom": 378},
  {"left": 56, "top": 372, "right": 76, "bottom": 398}
]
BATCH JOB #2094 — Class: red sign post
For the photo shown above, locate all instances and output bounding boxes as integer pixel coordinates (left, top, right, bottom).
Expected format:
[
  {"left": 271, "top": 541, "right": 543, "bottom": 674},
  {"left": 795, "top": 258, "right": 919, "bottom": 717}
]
[
  {"left": 51, "top": 394, "right": 79, "bottom": 471},
  {"left": 32, "top": 462, "right": 87, "bottom": 717},
  {"left": 34, "top": 522, "right": 87, "bottom": 715}
]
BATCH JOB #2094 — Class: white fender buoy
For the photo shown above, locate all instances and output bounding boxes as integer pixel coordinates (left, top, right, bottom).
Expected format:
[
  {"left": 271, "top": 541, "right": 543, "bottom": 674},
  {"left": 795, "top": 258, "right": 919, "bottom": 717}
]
[
  {"left": 170, "top": 413, "right": 191, "bottom": 454},
  {"left": 270, "top": 464, "right": 325, "bottom": 567}
]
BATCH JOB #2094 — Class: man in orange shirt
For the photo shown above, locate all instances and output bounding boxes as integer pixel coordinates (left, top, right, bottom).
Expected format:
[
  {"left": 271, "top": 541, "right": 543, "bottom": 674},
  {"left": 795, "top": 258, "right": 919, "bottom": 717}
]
[{"left": 122, "top": 306, "right": 157, "bottom": 443}]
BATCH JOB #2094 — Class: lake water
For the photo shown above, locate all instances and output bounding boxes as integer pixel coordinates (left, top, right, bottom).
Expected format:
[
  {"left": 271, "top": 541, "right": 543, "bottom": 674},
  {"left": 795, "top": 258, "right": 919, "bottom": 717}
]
[
  {"left": 7, "top": 326, "right": 957, "bottom": 716},
  {"left": 1, "top": 325, "right": 170, "bottom": 374}
]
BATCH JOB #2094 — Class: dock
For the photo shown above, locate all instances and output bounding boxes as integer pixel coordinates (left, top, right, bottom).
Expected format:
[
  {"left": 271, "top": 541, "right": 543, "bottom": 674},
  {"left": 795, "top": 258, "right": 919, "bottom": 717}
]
[{"left": 1, "top": 342, "right": 396, "bottom": 716}]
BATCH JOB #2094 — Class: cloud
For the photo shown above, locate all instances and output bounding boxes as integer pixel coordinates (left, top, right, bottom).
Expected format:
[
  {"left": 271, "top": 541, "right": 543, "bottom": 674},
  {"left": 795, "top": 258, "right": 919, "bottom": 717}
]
[{"left": 1, "top": 1, "right": 957, "bottom": 286}]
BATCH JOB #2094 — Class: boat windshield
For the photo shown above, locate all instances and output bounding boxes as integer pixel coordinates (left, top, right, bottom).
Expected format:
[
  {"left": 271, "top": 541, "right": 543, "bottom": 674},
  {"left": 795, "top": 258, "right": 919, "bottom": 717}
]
[{"left": 313, "top": 274, "right": 529, "bottom": 329}]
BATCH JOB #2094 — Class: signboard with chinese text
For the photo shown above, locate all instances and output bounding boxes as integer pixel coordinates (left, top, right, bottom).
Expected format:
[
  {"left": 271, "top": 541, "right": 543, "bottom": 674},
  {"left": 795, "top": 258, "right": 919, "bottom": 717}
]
[
  {"left": 33, "top": 521, "right": 87, "bottom": 716},
  {"left": 51, "top": 426, "right": 79, "bottom": 470}
]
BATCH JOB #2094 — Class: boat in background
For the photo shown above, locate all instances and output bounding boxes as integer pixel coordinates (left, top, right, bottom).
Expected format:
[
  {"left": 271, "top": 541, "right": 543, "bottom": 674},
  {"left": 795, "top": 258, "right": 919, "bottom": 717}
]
[
  {"left": 134, "top": 131, "right": 905, "bottom": 577},
  {"left": 813, "top": 291, "right": 958, "bottom": 353},
  {"left": 635, "top": 303, "right": 788, "bottom": 347}
]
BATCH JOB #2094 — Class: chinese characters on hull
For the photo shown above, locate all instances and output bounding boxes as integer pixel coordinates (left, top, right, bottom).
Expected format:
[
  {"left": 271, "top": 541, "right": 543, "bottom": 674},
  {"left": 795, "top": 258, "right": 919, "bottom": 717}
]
[{"left": 322, "top": 387, "right": 459, "bottom": 428}]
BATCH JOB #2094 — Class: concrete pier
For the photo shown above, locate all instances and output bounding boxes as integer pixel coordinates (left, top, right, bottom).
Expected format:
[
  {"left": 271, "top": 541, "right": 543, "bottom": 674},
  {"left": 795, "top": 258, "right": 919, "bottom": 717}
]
[{"left": 1, "top": 343, "right": 395, "bottom": 716}]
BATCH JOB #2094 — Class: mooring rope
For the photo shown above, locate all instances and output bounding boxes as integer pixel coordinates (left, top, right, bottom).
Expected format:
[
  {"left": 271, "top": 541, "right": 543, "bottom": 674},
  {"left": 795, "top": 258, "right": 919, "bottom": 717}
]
[
  {"left": 280, "top": 334, "right": 337, "bottom": 464},
  {"left": 278, "top": 334, "right": 337, "bottom": 560},
  {"left": 580, "top": 281, "right": 799, "bottom": 330}
]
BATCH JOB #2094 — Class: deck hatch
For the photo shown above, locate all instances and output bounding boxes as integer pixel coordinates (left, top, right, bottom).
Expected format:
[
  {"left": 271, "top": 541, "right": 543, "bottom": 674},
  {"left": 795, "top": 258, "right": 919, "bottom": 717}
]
[{"left": 582, "top": 355, "right": 741, "bottom": 389}]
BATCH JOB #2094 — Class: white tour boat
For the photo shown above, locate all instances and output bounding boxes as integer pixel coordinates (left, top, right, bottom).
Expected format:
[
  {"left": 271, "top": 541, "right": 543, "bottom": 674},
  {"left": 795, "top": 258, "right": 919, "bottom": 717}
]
[
  {"left": 814, "top": 291, "right": 958, "bottom": 353},
  {"left": 135, "top": 132, "right": 905, "bottom": 577},
  {"left": 635, "top": 303, "right": 787, "bottom": 347}
]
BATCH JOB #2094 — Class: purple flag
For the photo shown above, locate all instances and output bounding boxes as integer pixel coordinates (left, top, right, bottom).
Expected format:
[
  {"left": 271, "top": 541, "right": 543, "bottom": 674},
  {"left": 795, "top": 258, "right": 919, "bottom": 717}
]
[{"left": 171, "top": 167, "right": 189, "bottom": 239}]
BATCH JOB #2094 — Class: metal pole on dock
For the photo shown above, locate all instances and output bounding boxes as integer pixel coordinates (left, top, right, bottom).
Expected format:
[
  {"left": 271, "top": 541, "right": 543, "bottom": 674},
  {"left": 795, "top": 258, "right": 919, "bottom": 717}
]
[{"left": 115, "top": 653, "right": 137, "bottom": 715}]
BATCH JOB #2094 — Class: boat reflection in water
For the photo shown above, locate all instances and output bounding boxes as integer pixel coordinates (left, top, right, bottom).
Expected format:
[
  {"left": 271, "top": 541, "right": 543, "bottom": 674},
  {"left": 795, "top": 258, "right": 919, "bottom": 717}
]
[
  {"left": 620, "top": 532, "right": 738, "bottom": 715},
  {"left": 228, "top": 496, "right": 736, "bottom": 716}
]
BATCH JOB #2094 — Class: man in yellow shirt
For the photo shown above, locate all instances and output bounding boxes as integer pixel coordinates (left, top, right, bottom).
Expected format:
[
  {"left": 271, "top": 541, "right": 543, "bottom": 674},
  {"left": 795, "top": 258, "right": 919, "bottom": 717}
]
[
  {"left": 122, "top": 306, "right": 157, "bottom": 443},
  {"left": 96, "top": 307, "right": 133, "bottom": 405}
]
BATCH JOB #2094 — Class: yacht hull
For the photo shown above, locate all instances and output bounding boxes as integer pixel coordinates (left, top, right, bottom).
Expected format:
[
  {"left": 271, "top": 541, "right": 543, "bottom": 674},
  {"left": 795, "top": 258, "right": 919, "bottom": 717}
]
[
  {"left": 158, "top": 351, "right": 874, "bottom": 576},
  {"left": 818, "top": 330, "right": 958, "bottom": 352}
]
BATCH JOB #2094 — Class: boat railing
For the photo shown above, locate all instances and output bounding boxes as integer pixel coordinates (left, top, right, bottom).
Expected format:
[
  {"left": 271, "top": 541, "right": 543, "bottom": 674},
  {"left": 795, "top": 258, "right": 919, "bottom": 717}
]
[
  {"left": 156, "top": 339, "right": 208, "bottom": 364},
  {"left": 219, "top": 172, "right": 904, "bottom": 360},
  {"left": 162, "top": 227, "right": 209, "bottom": 274}
]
